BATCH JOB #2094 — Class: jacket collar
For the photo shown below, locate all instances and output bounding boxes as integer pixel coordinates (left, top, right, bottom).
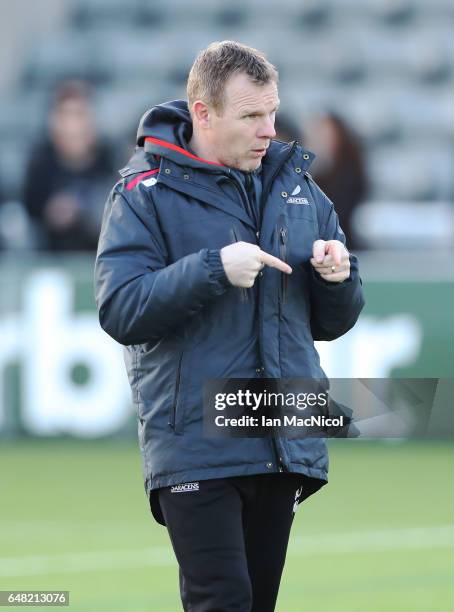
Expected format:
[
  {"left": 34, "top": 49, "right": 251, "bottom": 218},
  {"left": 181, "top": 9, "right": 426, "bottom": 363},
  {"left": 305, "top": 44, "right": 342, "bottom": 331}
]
[{"left": 119, "top": 142, "right": 315, "bottom": 230}]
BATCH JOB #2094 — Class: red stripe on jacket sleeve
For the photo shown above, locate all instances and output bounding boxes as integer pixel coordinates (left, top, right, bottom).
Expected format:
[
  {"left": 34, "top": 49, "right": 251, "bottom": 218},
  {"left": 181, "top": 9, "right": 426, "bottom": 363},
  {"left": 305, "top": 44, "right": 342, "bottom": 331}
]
[{"left": 126, "top": 168, "right": 159, "bottom": 190}]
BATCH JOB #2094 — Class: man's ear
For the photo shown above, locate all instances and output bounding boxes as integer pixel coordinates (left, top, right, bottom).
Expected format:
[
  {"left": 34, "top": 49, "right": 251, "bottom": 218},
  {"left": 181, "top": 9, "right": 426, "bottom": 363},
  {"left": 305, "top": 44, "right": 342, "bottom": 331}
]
[{"left": 191, "top": 100, "right": 212, "bottom": 129}]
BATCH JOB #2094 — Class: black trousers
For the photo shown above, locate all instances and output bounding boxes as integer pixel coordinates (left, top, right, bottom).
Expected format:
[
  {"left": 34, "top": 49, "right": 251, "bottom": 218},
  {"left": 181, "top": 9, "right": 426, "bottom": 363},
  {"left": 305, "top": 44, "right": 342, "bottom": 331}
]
[{"left": 158, "top": 473, "right": 307, "bottom": 612}]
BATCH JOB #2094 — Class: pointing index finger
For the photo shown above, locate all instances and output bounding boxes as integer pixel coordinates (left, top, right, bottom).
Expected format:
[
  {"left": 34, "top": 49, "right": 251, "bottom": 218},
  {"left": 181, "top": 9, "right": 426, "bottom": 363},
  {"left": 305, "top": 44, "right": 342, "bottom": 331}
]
[{"left": 259, "top": 250, "right": 292, "bottom": 274}]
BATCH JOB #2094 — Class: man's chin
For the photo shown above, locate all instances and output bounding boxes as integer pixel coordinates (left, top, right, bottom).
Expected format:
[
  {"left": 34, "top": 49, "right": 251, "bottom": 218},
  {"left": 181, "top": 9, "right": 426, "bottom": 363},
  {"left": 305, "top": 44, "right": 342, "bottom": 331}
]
[
  {"left": 225, "top": 156, "right": 262, "bottom": 172},
  {"left": 238, "top": 160, "right": 262, "bottom": 172}
]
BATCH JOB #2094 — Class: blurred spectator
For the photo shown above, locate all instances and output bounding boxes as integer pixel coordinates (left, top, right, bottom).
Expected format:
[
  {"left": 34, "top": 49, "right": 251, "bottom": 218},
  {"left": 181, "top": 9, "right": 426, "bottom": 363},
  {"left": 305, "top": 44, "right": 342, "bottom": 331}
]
[
  {"left": 305, "top": 111, "right": 368, "bottom": 251},
  {"left": 22, "top": 80, "right": 116, "bottom": 251}
]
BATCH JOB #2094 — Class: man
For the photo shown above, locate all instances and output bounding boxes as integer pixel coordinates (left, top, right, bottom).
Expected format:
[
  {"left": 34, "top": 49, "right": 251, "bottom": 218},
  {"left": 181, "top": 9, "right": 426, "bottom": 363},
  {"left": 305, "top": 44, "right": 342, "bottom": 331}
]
[
  {"left": 95, "top": 41, "right": 364, "bottom": 612},
  {"left": 23, "top": 80, "right": 116, "bottom": 251}
]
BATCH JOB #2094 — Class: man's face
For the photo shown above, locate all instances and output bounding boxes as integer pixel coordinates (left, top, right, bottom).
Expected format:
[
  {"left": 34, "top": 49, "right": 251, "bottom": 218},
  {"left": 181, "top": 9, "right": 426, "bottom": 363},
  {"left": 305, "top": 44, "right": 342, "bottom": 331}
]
[
  {"left": 208, "top": 72, "right": 279, "bottom": 172},
  {"left": 50, "top": 97, "right": 95, "bottom": 161}
]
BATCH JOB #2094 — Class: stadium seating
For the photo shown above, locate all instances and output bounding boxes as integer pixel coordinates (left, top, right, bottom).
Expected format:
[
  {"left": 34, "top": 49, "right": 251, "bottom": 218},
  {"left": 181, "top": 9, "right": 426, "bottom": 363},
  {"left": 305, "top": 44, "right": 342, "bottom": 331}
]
[{"left": 2, "top": 0, "right": 454, "bottom": 241}]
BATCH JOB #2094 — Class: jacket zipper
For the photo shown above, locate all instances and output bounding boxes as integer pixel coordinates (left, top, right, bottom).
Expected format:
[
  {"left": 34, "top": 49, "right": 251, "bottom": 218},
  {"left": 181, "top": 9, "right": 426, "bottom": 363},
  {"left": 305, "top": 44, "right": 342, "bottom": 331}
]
[
  {"left": 279, "top": 227, "right": 288, "bottom": 303},
  {"left": 258, "top": 140, "right": 299, "bottom": 471},
  {"left": 169, "top": 352, "right": 184, "bottom": 430},
  {"left": 230, "top": 227, "right": 249, "bottom": 303}
]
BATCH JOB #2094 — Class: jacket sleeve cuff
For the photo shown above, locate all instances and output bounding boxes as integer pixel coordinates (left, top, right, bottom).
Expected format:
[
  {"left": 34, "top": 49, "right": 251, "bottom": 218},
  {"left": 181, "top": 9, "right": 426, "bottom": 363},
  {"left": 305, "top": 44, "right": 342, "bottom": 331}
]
[{"left": 206, "top": 249, "right": 231, "bottom": 287}]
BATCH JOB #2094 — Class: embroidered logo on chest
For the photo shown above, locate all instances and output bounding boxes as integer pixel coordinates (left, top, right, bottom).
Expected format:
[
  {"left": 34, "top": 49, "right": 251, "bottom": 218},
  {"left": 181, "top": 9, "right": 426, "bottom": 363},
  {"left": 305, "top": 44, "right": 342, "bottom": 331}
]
[{"left": 287, "top": 185, "right": 309, "bottom": 205}]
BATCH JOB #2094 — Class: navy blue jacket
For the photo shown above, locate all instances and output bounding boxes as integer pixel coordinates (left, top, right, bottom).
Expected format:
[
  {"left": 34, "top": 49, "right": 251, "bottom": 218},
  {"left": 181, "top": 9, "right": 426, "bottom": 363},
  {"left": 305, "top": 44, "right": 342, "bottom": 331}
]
[{"left": 95, "top": 100, "right": 365, "bottom": 515}]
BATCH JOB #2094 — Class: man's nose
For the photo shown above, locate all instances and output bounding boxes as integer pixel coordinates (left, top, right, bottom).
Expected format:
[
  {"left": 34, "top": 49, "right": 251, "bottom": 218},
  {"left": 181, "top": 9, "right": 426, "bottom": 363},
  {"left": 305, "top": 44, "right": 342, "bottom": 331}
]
[{"left": 258, "top": 116, "right": 276, "bottom": 140}]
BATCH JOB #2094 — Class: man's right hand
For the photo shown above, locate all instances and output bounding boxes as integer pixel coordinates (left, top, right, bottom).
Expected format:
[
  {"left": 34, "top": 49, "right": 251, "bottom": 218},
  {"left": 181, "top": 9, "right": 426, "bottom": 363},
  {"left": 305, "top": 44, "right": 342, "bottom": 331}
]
[{"left": 220, "top": 241, "right": 292, "bottom": 288}]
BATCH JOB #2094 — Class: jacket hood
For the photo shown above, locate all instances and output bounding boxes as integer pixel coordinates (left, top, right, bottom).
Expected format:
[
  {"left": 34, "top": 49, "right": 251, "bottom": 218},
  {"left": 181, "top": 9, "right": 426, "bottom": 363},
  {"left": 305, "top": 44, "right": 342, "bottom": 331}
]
[{"left": 137, "top": 99, "right": 193, "bottom": 149}]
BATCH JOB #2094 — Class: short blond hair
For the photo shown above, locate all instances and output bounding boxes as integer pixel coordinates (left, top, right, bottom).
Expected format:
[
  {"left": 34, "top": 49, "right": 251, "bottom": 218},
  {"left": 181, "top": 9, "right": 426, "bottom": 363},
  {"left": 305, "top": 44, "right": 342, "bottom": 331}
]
[{"left": 187, "top": 40, "right": 278, "bottom": 115}]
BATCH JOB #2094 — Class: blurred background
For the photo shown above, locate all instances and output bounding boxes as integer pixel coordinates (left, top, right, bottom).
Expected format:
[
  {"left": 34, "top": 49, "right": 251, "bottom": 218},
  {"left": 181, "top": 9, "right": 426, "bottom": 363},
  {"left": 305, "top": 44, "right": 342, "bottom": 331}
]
[{"left": 0, "top": 1, "right": 453, "bottom": 610}]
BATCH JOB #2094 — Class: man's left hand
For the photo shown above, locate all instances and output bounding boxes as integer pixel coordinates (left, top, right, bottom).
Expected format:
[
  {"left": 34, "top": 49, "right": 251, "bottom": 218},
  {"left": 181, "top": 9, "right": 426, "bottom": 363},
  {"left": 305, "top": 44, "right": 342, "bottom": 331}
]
[{"left": 310, "top": 240, "right": 350, "bottom": 283}]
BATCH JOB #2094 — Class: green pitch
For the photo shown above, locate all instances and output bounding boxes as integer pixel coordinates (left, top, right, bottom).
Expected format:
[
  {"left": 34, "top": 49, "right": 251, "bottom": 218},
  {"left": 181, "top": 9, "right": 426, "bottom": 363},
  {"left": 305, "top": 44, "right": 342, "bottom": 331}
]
[{"left": 1, "top": 439, "right": 453, "bottom": 611}]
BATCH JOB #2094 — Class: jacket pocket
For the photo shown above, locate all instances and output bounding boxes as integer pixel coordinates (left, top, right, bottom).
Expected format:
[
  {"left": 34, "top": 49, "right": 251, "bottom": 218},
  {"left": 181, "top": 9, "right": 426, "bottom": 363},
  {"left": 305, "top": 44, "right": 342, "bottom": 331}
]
[
  {"left": 230, "top": 226, "right": 250, "bottom": 303},
  {"left": 279, "top": 226, "right": 289, "bottom": 304},
  {"left": 169, "top": 351, "right": 184, "bottom": 432}
]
